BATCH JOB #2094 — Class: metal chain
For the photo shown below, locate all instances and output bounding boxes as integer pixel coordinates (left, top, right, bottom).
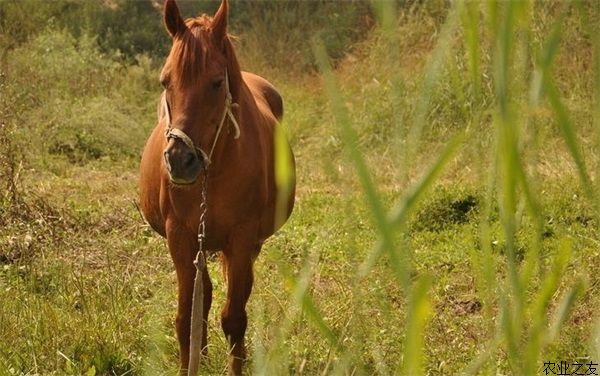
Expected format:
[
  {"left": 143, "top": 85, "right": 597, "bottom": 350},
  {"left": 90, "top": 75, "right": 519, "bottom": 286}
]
[
  {"left": 193, "top": 170, "right": 208, "bottom": 269},
  {"left": 196, "top": 171, "right": 208, "bottom": 252}
]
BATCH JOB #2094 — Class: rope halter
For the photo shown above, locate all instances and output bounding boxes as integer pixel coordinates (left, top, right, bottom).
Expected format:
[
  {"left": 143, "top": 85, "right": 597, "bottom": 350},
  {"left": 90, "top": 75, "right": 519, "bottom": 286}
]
[{"left": 162, "top": 70, "right": 240, "bottom": 169}]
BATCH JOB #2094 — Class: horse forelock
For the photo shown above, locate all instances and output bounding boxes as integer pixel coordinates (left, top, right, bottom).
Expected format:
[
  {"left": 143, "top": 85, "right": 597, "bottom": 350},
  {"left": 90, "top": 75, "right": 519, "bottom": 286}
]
[
  {"left": 168, "top": 15, "right": 219, "bottom": 86},
  {"left": 165, "top": 13, "right": 243, "bottom": 105}
]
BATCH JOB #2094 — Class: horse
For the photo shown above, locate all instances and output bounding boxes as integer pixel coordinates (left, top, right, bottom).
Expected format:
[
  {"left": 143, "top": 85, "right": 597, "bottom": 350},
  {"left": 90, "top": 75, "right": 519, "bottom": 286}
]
[{"left": 138, "top": 0, "right": 296, "bottom": 374}]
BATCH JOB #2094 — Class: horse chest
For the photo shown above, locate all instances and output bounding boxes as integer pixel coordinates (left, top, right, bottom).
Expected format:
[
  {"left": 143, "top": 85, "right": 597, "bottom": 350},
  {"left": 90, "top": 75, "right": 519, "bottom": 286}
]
[{"left": 160, "top": 171, "right": 267, "bottom": 244}]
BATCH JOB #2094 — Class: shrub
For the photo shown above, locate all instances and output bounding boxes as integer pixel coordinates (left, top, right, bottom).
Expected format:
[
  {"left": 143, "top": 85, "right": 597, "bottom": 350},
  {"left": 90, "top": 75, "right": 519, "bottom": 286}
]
[{"left": 3, "top": 28, "right": 157, "bottom": 163}]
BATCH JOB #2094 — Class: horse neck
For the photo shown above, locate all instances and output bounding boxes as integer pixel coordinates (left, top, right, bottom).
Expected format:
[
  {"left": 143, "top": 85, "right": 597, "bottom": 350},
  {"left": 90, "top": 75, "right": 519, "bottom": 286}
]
[
  {"left": 207, "top": 81, "right": 253, "bottom": 175},
  {"left": 207, "top": 38, "right": 259, "bottom": 173}
]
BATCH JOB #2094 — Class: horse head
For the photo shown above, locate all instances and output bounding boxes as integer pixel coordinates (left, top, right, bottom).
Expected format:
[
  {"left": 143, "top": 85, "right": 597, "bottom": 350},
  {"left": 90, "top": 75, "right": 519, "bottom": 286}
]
[{"left": 161, "top": 0, "right": 241, "bottom": 185}]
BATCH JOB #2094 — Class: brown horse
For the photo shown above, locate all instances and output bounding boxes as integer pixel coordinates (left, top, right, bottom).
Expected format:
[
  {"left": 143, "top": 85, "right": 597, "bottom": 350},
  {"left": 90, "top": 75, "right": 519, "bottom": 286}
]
[{"left": 139, "top": 0, "right": 295, "bottom": 374}]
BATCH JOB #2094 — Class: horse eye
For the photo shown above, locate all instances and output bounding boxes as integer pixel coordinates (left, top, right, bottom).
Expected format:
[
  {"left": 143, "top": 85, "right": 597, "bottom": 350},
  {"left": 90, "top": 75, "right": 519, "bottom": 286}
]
[{"left": 212, "top": 78, "right": 224, "bottom": 90}]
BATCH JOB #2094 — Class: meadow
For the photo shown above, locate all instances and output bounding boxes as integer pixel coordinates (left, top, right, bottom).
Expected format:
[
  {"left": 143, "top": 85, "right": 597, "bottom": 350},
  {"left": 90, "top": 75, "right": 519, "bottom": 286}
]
[{"left": 1, "top": 1, "right": 599, "bottom": 375}]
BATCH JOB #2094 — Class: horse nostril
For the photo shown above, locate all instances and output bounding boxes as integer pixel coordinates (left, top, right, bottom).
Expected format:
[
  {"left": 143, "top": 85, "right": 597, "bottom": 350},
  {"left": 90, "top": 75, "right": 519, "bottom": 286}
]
[
  {"left": 184, "top": 151, "right": 198, "bottom": 169},
  {"left": 163, "top": 144, "right": 201, "bottom": 184}
]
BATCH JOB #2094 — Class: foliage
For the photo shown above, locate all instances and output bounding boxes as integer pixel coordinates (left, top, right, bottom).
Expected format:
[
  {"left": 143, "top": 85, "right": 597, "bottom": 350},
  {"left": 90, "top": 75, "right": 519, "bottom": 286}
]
[
  {"left": 0, "top": 0, "right": 374, "bottom": 69},
  {"left": 2, "top": 28, "right": 157, "bottom": 163},
  {"left": 0, "top": 0, "right": 168, "bottom": 60},
  {"left": 0, "top": 0, "right": 599, "bottom": 375},
  {"left": 232, "top": 0, "right": 372, "bottom": 72}
]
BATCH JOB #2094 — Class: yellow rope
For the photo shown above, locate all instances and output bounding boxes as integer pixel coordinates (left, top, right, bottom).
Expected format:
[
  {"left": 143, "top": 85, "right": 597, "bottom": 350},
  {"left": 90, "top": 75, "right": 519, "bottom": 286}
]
[{"left": 187, "top": 250, "right": 206, "bottom": 376}]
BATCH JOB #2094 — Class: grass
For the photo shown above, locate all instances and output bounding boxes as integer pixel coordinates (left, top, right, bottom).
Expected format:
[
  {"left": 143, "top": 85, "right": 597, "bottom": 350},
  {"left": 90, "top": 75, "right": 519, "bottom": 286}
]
[
  {"left": 2, "top": 167, "right": 596, "bottom": 375},
  {"left": 1, "top": 1, "right": 600, "bottom": 375}
]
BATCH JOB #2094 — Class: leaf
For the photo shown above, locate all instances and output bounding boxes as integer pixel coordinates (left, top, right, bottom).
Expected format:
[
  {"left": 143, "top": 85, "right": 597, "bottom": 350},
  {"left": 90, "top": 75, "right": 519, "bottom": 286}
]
[{"left": 274, "top": 120, "right": 295, "bottom": 229}]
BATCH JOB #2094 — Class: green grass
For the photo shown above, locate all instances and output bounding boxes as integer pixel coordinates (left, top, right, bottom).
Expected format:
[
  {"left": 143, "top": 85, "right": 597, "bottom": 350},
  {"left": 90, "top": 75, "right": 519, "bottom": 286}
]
[
  {"left": 1, "top": 1, "right": 600, "bottom": 375},
  {"left": 1, "top": 167, "right": 596, "bottom": 375}
]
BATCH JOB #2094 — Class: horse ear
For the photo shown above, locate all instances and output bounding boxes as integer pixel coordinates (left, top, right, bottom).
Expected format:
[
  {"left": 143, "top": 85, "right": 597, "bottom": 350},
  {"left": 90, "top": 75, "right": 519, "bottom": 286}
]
[
  {"left": 164, "top": 0, "right": 186, "bottom": 37},
  {"left": 211, "top": 0, "right": 228, "bottom": 43}
]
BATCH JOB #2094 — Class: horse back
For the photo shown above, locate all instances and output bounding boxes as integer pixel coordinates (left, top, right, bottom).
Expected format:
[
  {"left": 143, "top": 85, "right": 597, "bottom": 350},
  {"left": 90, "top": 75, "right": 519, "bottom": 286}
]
[{"left": 242, "top": 71, "right": 283, "bottom": 121}]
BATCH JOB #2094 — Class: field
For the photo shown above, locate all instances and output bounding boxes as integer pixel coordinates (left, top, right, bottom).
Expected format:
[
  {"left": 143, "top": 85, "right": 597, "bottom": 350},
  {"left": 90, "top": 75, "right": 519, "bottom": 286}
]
[{"left": 1, "top": 1, "right": 600, "bottom": 375}]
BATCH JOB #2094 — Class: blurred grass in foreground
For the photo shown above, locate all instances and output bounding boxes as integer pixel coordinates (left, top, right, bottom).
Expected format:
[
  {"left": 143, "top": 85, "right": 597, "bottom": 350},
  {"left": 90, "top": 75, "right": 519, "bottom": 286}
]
[{"left": 273, "top": 1, "right": 596, "bottom": 375}]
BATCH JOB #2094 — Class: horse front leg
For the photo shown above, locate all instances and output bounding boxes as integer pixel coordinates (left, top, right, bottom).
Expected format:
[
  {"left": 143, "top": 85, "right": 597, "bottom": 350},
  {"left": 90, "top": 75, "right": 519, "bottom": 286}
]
[
  {"left": 167, "top": 222, "right": 213, "bottom": 375},
  {"left": 221, "top": 227, "right": 260, "bottom": 375}
]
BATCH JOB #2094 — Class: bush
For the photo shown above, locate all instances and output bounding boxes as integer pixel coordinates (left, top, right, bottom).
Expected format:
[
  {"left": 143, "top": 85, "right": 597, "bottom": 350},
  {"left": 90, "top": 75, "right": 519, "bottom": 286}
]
[
  {"left": 1, "top": 0, "right": 374, "bottom": 70},
  {"left": 3, "top": 28, "right": 158, "bottom": 164},
  {"left": 0, "top": 0, "right": 167, "bottom": 61},
  {"left": 232, "top": 0, "right": 372, "bottom": 73}
]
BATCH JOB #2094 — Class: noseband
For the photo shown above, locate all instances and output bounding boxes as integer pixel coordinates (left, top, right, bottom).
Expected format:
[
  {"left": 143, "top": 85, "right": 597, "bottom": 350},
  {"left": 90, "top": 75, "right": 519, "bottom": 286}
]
[{"left": 162, "top": 70, "right": 240, "bottom": 169}]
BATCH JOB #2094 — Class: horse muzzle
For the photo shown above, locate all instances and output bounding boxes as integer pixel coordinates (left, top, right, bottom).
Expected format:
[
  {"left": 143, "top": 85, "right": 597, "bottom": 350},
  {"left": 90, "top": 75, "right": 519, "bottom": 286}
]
[{"left": 163, "top": 140, "right": 204, "bottom": 185}]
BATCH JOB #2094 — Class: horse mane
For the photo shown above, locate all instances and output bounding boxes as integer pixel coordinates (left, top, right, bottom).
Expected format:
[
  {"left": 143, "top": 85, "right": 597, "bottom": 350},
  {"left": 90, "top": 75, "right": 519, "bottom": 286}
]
[{"left": 222, "top": 35, "right": 243, "bottom": 104}]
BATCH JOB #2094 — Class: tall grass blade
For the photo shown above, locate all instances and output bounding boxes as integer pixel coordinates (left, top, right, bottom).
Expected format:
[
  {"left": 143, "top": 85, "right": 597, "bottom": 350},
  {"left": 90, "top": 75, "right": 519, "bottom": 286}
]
[
  {"left": 537, "top": 7, "right": 595, "bottom": 200},
  {"left": 399, "top": 275, "right": 432, "bottom": 376},
  {"left": 523, "top": 239, "right": 572, "bottom": 374},
  {"left": 513, "top": 150, "right": 543, "bottom": 295},
  {"left": 493, "top": 0, "right": 524, "bottom": 306},
  {"left": 489, "top": 2, "right": 525, "bottom": 372},
  {"left": 299, "top": 292, "right": 340, "bottom": 352},
  {"left": 461, "top": 1, "right": 497, "bottom": 344},
  {"left": 313, "top": 39, "right": 405, "bottom": 287},
  {"left": 403, "top": 4, "right": 460, "bottom": 170},
  {"left": 530, "top": 239, "right": 571, "bottom": 322},
  {"left": 461, "top": 1, "right": 482, "bottom": 103},
  {"left": 543, "top": 79, "right": 594, "bottom": 199},
  {"left": 283, "top": 257, "right": 341, "bottom": 353},
  {"left": 499, "top": 292, "right": 521, "bottom": 373},
  {"left": 360, "top": 133, "right": 463, "bottom": 278},
  {"left": 274, "top": 119, "right": 294, "bottom": 229},
  {"left": 546, "top": 279, "right": 584, "bottom": 343},
  {"left": 462, "top": 335, "right": 502, "bottom": 375},
  {"left": 591, "top": 3, "right": 600, "bottom": 203}
]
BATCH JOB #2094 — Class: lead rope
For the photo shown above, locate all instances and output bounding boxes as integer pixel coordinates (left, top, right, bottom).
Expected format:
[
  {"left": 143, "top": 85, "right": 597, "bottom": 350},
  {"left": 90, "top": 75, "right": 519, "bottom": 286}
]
[{"left": 187, "top": 173, "right": 208, "bottom": 376}]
